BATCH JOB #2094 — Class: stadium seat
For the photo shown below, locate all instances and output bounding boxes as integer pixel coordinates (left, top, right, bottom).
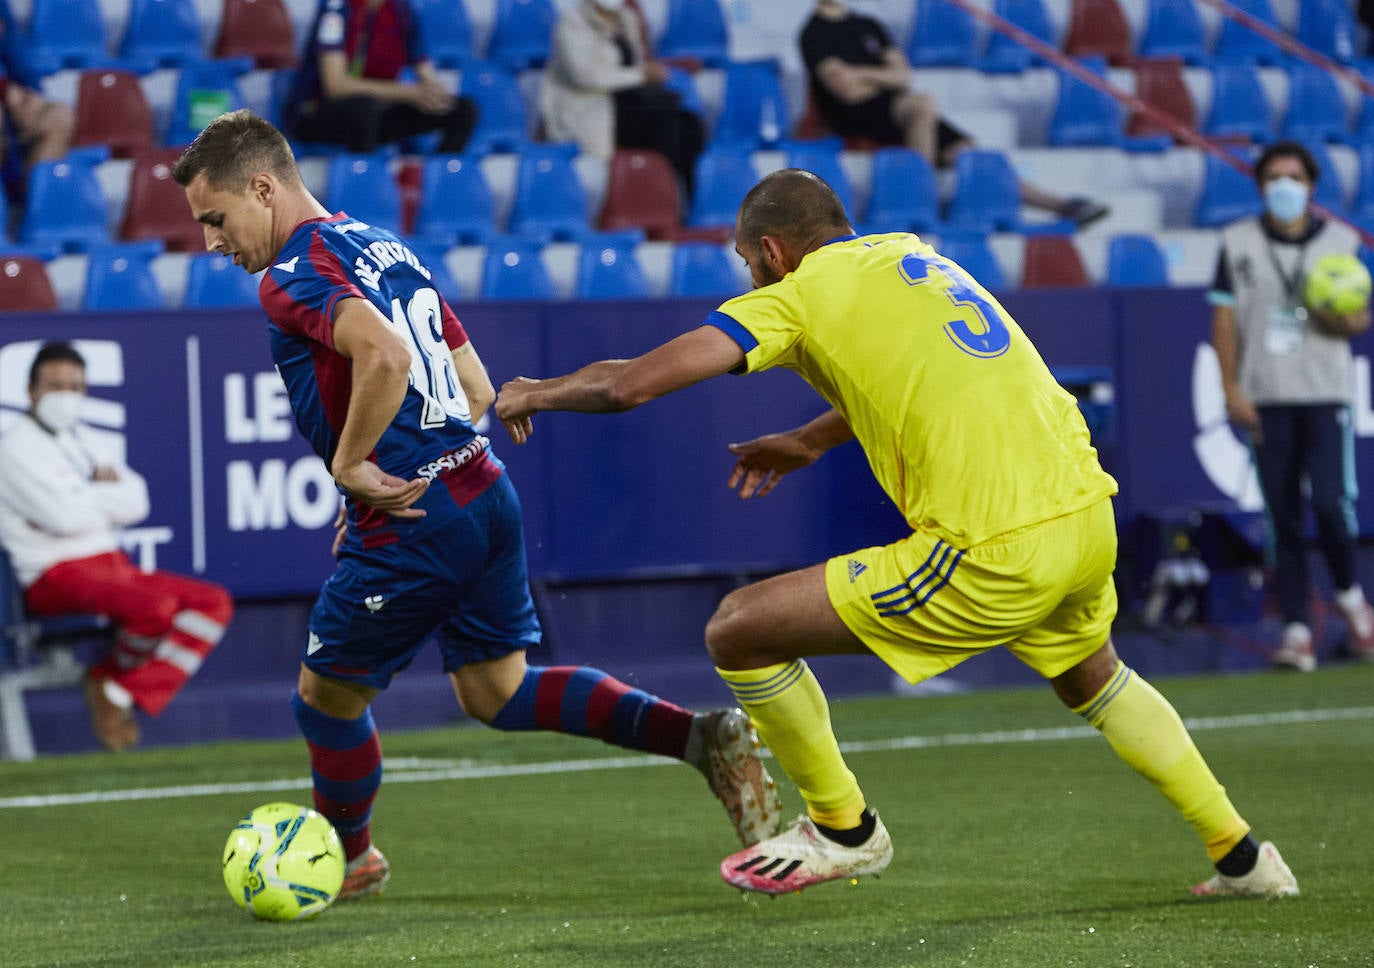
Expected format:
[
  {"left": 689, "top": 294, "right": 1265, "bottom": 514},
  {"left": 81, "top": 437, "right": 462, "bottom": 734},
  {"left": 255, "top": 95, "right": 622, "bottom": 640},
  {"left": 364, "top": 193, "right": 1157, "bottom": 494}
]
[
  {"left": 657, "top": 0, "right": 730, "bottom": 65},
  {"left": 1281, "top": 65, "right": 1349, "bottom": 145},
  {"left": 1127, "top": 58, "right": 1196, "bottom": 142},
  {"left": 166, "top": 59, "right": 251, "bottom": 148},
  {"left": 1049, "top": 57, "right": 1124, "bottom": 147},
  {"left": 1063, "top": 0, "right": 1134, "bottom": 66},
  {"left": 413, "top": 0, "right": 474, "bottom": 67},
  {"left": 1138, "top": 0, "right": 1208, "bottom": 64},
  {"left": 783, "top": 138, "right": 856, "bottom": 218},
  {"left": 507, "top": 143, "right": 589, "bottom": 241},
  {"left": 981, "top": 0, "right": 1056, "bottom": 73},
  {"left": 214, "top": 0, "right": 299, "bottom": 69},
  {"left": 1297, "top": 0, "right": 1359, "bottom": 63},
  {"left": 1203, "top": 62, "right": 1273, "bottom": 143},
  {"left": 481, "top": 240, "right": 555, "bottom": 300},
  {"left": 17, "top": 149, "right": 110, "bottom": 252},
  {"left": 404, "top": 240, "right": 463, "bottom": 303},
  {"left": 21, "top": 0, "right": 107, "bottom": 76},
  {"left": 687, "top": 147, "right": 757, "bottom": 228},
  {"left": 1302, "top": 140, "right": 1346, "bottom": 215},
  {"left": 862, "top": 147, "right": 940, "bottom": 233},
  {"left": 669, "top": 242, "right": 739, "bottom": 297},
  {"left": 414, "top": 155, "right": 497, "bottom": 245},
  {"left": 1194, "top": 152, "right": 1263, "bottom": 227},
  {"left": 711, "top": 60, "right": 789, "bottom": 149},
  {"left": 462, "top": 62, "right": 529, "bottom": 153},
  {"left": 73, "top": 70, "right": 156, "bottom": 158},
  {"left": 598, "top": 149, "right": 683, "bottom": 240},
  {"left": 907, "top": 0, "right": 978, "bottom": 67},
  {"left": 485, "top": 0, "right": 556, "bottom": 71},
  {"left": 1022, "top": 235, "right": 1089, "bottom": 287},
  {"left": 183, "top": 253, "right": 260, "bottom": 307},
  {"left": 1353, "top": 144, "right": 1374, "bottom": 223},
  {"left": 119, "top": 148, "right": 207, "bottom": 251},
  {"left": 119, "top": 0, "right": 203, "bottom": 68},
  {"left": 576, "top": 231, "right": 651, "bottom": 299},
  {"left": 944, "top": 150, "right": 1020, "bottom": 233},
  {"left": 326, "top": 154, "right": 404, "bottom": 234},
  {"left": 938, "top": 234, "right": 1007, "bottom": 290},
  {"left": 1212, "top": 0, "right": 1284, "bottom": 64},
  {"left": 83, "top": 241, "right": 166, "bottom": 311},
  {"left": 0, "top": 256, "right": 58, "bottom": 312},
  {"left": 1106, "top": 234, "right": 1170, "bottom": 285}
]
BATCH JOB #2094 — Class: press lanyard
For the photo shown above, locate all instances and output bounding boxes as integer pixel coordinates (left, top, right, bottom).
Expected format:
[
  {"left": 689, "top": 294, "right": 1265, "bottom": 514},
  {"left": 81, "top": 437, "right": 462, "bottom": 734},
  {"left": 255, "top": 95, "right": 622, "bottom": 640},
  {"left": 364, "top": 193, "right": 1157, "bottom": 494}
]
[{"left": 1262, "top": 235, "right": 1310, "bottom": 318}]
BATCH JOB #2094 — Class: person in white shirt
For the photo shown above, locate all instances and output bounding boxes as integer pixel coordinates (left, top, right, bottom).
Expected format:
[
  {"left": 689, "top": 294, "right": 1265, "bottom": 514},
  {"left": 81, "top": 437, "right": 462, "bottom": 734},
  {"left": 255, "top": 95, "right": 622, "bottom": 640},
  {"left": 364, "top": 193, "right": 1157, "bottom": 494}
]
[{"left": 0, "top": 342, "right": 233, "bottom": 751}]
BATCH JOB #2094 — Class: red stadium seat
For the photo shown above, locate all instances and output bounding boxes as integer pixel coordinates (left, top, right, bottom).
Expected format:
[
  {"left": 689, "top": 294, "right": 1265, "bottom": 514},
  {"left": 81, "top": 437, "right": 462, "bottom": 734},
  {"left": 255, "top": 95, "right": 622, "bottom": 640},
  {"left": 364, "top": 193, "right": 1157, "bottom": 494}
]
[
  {"left": 1022, "top": 235, "right": 1090, "bottom": 288},
  {"left": 214, "top": 0, "right": 299, "bottom": 69},
  {"left": 119, "top": 149, "right": 206, "bottom": 252},
  {"left": 0, "top": 256, "right": 58, "bottom": 312},
  {"left": 1064, "top": 0, "right": 1134, "bottom": 66},
  {"left": 598, "top": 148, "right": 683, "bottom": 240},
  {"left": 1128, "top": 57, "right": 1196, "bottom": 142},
  {"left": 72, "top": 69, "right": 155, "bottom": 158}
]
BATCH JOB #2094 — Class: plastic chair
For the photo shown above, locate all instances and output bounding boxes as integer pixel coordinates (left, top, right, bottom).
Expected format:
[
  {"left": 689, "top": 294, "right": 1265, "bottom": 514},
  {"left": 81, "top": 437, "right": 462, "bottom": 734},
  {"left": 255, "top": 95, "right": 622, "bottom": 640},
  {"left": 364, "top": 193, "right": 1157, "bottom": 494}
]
[
  {"left": 687, "top": 147, "right": 757, "bottom": 228},
  {"left": 119, "top": 0, "right": 203, "bottom": 67},
  {"left": 404, "top": 240, "right": 463, "bottom": 303},
  {"left": 1106, "top": 234, "right": 1170, "bottom": 285},
  {"left": 1049, "top": 57, "right": 1123, "bottom": 147},
  {"left": 326, "top": 154, "right": 404, "bottom": 234},
  {"left": 413, "top": 0, "right": 474, "bottom": 68},
  {"left": 1194, "top": 152, "right": 1263, "bottom": 227},
  {"left": 1022, "top": 235, "right": 1090, "bottom": 288},
  {"left": 485, "top": 0, "right": 556, "bottom": 71},
  {"left": 1213, "top": 0, "right": 1284, "bottom": 64},
  {"left": 214, "top": 0, "right": 299, "bottom": 69},
  {"left": 1297, "top": 0, "right": 1359, "bottom": 64},
  {"left": 119, "top": 148, "right": 207, "bottom": 251},
  {"left": 598, "top": 149, "right": 683, "bottom": 240},
  {"left": 944, "top": 150, "right": 1021, "bottom": 233},
  {"left": 507, "top": 144, "right": 588, "bottom": 241},
  {"left": 462, "top": 62, "right": 528, "bottom": 153},
  {"left": 711, "top": 60, "right": 789, "bottom": 149},
  {"left": 784, "top": 138, "right": 856, "bottom": 219},
  {"left": 907, "top": 0, "right": 978, "bottom": 67},
  {"left": 657, "top": 0, "right": 729, "bottom": 65},
  {"left": 22, "top": 0, "right": 106, "bottom": 76},
  {"left": 413, "top": 155, "right": 496, "bottom": 245},
  {"left": 83, "top": 242, "right": 166, "bottom": 310},
  {"left": 1352, "top": 144, "right": 1374, "bottom": 223},
  {"left": 1063, "top": 0, "right": 1134, "bottom": 66},
  {"left": 481, "top": 241, "right": 555, "bottom": 300},
  {"left": 1138, "top": 0, "right": 1208, "bottom": 63},
  {"left": 0, "top": 256, "right": 58, "bottom": 312},
  {"left": 17, "top": 150, "right": 110, "bottom": 252},
  {"left": 1281, "top": 65, "right": 1349, "bottom": 144},
  {"left": 1302, "top": 140, "right": 1346, "bottom": 215},
  {"left": 1203, "top": 62, "right": 1273, "bottom": 143},
  {"left": 183, "top": 253, "right": 260, "bottom": 307},
  {"left": 1127, "top": 58, "right": 1196, "bottom": 142},
  {"left": 73, "top": 70, "right": 156, "bottom": 158},
  {"left": 166, "top": 59, "right": 250, "bottom": 147},
  {"left": 981, "top": 0, "right": 1056, "bottom": 73},
  {"left": 576, "top": 232, "right": 650, "bottom": 299},
  {"left": 938, "top": 235, "right": 1007, "bottom": 290},
  {"left": 862, "top": 147, "right": 940, "bottom": 233},
  {"left": 669, "top": 242, "right": 739, "bottom": 297}
]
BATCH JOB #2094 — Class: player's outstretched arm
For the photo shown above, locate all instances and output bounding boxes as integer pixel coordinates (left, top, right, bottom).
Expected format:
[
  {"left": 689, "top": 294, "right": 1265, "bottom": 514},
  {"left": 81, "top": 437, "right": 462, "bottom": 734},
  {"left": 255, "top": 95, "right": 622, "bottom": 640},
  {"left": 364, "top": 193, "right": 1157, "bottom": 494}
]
[{"left": 727, "top": 409, "right": 854, "bottom": 499}]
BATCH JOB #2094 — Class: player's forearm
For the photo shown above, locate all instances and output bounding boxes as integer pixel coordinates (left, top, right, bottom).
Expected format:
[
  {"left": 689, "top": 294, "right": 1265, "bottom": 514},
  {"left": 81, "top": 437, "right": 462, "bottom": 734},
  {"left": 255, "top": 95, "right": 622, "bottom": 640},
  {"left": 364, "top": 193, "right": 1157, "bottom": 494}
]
[
  {"left": 796, "top": 409, "right": 855, "bottom": 454},
  {"left": 524, "top": 360, "right": 648, "bottom": 414},
  {"left": 1210, "top": 308, "right": 1242, "bottom": 394},
  {"left": 856, "top": 63, "right": 912, "bottom": 90},
  {"left": 331, "top": 350, "right": 412, "bottom": 475}
]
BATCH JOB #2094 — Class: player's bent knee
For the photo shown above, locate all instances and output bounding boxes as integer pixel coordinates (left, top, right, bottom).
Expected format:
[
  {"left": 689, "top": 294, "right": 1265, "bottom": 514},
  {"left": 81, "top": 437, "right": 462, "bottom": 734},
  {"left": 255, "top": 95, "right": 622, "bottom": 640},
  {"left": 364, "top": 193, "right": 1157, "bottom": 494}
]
[{"left": 704, "top": 591, "right": 756, "bottom": 669}]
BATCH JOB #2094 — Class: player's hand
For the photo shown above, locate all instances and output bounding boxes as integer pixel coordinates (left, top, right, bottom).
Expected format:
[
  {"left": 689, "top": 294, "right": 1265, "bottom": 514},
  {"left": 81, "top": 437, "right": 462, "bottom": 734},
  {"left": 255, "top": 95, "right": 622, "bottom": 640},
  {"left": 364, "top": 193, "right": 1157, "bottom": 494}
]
[
  {"left": 331, "top": 500, "right": 347, "bottom": 557},
  {"left": 727, "top": 431, "right": 821, "bottom": 499},
  {"left": 413, "top": 80, "right": 455, "bottom": 114},
  {"left": 1223, "top": 388, "right": 1261, "bottom": 444},
  {"left": 90, "top": 465, "right": 119, "bottom": 482},
  {"left": 495, "top": 377, "right": 539, "bottom": 445},
  {"left": 332, "top": 460, "right": 429, "bottom": 518}
]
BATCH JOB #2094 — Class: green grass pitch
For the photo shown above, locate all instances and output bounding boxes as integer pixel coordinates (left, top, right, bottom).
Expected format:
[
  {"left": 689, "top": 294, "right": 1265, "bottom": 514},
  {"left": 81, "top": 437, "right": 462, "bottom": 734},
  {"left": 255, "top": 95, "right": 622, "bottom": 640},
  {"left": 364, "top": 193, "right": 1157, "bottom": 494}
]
[{"left": 2, "top": 665, "right": 1371, "bottom": 968}]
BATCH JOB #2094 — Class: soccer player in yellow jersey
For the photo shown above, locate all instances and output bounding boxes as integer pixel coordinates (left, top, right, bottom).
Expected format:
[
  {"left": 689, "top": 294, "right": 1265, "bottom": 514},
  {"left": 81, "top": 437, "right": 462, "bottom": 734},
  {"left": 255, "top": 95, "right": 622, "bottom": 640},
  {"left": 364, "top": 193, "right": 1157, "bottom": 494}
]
[{"left": 493, "top": 169, "right": 1299, "bottom": 898}]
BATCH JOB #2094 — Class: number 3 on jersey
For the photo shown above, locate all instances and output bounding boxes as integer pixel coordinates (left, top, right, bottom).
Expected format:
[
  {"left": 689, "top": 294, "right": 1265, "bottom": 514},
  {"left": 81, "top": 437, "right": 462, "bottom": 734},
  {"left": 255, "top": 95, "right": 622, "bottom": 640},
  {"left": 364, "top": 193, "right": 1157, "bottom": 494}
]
[
  {"left": 898, "top": 252, "right": 1011, "bottom": 358},
  {"left": 387, "top": 287, "right": 470, "bottom": 429}
]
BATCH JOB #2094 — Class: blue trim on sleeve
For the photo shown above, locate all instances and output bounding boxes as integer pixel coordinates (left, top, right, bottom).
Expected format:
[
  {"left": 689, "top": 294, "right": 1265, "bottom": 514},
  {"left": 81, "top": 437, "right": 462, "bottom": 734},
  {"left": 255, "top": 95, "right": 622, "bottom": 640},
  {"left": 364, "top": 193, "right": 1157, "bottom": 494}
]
[
  {"left": 705, "top": 310, "right": 757, "bottom": 375},
  {"left": 1206, "top": 290, "right": 1237, "bottom": 307}
]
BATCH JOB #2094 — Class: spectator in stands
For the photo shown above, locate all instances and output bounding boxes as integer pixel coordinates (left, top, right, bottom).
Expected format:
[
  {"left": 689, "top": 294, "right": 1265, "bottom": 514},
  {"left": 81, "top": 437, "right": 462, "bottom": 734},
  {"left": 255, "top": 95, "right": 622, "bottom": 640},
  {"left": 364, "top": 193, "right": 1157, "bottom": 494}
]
[
  {"left": 282, "top": 0, "right": 478, "bottom": 155},
  {"left": 800, "top": 0, "right": 1108, "bottom": 228},
  {"left": 0, "top": 0, "right": 73, "bottom": 205},
  {"left": 0, "top": 342, "right": 234, "bottom": 751},
  {"left": 1209, "top": 141, "right": 1374, "bottom": 672},
  {"left": 541, "top": 0, "right": 705, "bottom": 196}
]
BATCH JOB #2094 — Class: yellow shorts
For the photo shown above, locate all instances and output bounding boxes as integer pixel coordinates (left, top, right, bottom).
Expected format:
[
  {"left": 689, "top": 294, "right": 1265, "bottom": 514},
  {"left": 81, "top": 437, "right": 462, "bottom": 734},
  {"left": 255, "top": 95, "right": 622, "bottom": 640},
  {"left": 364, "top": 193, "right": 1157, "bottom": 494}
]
[{"left": 825, "top": 499, "right": 1118, "bottom": 683}]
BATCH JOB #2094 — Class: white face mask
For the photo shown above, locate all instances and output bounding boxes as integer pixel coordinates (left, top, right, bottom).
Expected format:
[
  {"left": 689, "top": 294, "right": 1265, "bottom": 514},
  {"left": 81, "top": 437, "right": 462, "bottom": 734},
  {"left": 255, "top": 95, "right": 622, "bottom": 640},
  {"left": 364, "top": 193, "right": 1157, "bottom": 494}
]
[
  {"left": 35, "top": 390, "right": 85, "bottom": 432},
  {"left": 592, "top": 0, "right": 625, "bottom": 11}
]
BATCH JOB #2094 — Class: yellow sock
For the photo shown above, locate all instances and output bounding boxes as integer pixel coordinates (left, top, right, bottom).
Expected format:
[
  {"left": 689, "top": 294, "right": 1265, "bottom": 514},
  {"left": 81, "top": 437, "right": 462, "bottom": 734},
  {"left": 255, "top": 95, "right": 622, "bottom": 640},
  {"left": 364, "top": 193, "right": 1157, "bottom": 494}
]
[
  {"left": 717, "top": 660, "right": 866, "bottom": 829},
  {"left": 1075, "top": 663, "right": 1250, "bottom": 861}
]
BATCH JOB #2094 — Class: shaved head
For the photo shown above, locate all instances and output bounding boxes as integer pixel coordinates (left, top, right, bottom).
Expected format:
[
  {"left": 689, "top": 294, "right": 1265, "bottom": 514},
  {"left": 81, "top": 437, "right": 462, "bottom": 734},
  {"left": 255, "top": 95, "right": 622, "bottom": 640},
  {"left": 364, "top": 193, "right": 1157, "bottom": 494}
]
[{"left": 737, "top": 168, "right": 852, "bottom": 253}]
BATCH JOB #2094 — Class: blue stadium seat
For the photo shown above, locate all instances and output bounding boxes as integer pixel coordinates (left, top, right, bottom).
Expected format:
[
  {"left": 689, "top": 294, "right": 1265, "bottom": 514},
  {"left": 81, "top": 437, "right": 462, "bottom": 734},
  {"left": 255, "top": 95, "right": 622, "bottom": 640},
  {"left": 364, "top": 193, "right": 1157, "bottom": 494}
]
[
  {"left": 462, "top": 62, "right": 529, "bottom": 153},
  {"left": 507, "top": 143, "right": 589, "bottom": 241},
  {"left": 944, "top": 150, "right": 1021, "bottom": 233},
  {"left": 1281, "top": 65, "right": 1349, "bottom": 144},
  {"left": 687, "top": 147, "right": 757, "bottom": 227},
  {"left": 83, "top": 241, "right": 166, "bottom": 311},
  {"left": 22, "top": 0, "right": 107, "bottom": 76},
  {"left": 1106, "top": 234, "right": 1170, "bottom": 285},
  {"left": 1302, "top": 140, "right": 1346, "bottom": 215},
  {"left": 17, "top": 148, "right": 110, "bottom": 252},
  {"left": 166, "top": 59, "right": 251, "bottom": 147},
  {"left": 1194, "top": 152, "right": 1263, "bottom": 227},
  {"left": 783, "top": 138, "right": 856, "bottom": 218},
  {"left": 981, "top": 0, "right": 1056, "bottom": 73},
  {"left": 938, "top": 234, "right": 1008, "bottom": 290},
  {"left": 485, "top": 0, "right": 555, "bottom": 71},
  {"left": 404, "top": 240, "right": 463, "bottom": 303},
  {"left": 1203, "top": 62, "right": 1273, "bottom": 143},
  {"left": 326, "top": 154, "right": 403, "bottom": 233},
  {"left": 481, "top": 240, "right": 555, "bottom": 300},
  {"left": 862, "top": 147, "right": 940, "bottom": 233},
  {"left": 414, "top": 0, "right": 474, "bottom": 68},
  {"left": 1049, "top": 57, "right": 1123, "bottom": 147},
  {"left": 183, "top": 253, "right": 260, "bottom": 308},
  {"left": 1297, "top": 0, "right": 1359, "bottom": 63},
  {"left": 670, "top": 242, "right": 740, "bottom": 297},
  {"left": 907, "top": 0, "right": 978, "bottom": 67},
  {"left": 1212, "top": 0, "right": 1284, "bottom": 64},
  {"left": 711, "top": 60, "right": 789, "bottom": 149},
  {"left": 414, "top": 155, "right": 496, "bottom": 245},
  {"left": 576, "top": 231, "right": 650, "bottom": 299},
  {"left": 1353, "top": 143, "right": 1374, "bottom": 223},
  {"left": 119, "top": 0, "right": 204, "bottom": 68},
  {"left": 657, "top": 0, "right": 729, "bottom": 65},
  {"left": 1138, "top": 0, "right": 1208, "bottom": 63}
]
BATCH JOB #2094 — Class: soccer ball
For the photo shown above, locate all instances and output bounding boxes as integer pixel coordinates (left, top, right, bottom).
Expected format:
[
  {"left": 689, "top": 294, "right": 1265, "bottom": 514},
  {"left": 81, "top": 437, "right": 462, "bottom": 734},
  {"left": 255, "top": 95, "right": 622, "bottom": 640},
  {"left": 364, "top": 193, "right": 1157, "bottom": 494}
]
[
  {"left": 1303, "top": 252, "right": 1372, "bottom": 318},
  {"left": 222, "top": 802, "right": 344, "bottom": 921}
]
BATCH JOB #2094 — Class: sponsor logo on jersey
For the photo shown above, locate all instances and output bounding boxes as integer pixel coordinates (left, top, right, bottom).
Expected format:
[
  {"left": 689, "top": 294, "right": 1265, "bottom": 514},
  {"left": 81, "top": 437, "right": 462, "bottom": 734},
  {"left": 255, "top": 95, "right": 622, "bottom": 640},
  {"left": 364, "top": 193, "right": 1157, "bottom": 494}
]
[
  {"left": 274, "top": 256, "right": 299, "bottom": 273},
  {"left": 306, "top": 630, "right": 324, "bottom": 655},
  {"left": 414, "top": 435, "right": 489, "bottom": 481}
]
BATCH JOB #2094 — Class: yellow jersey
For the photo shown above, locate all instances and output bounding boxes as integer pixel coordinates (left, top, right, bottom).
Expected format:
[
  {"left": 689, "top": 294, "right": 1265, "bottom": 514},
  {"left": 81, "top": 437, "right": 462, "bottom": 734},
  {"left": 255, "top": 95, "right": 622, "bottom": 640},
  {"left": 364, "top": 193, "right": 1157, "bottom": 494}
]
[{"left": 709, "top": 233, "right": 1118, "bottom": 548}]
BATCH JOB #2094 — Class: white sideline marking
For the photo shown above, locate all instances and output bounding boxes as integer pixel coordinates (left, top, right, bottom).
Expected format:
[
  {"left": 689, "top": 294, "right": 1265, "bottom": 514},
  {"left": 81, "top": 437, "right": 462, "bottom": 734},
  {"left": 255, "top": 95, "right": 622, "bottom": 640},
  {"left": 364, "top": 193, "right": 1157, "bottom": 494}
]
[{"left": 1, "top": 705, "right": 1370, "bottom": 810}]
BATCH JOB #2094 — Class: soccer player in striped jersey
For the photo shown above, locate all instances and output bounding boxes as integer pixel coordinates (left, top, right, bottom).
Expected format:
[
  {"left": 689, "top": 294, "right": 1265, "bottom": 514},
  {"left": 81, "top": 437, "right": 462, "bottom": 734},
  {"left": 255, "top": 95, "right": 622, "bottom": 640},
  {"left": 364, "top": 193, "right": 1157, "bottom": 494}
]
[
  {"left": 494, "top": 168, "right": 1299, "bottom": 899},
  {"left": 171, "top": 110, "right": 779, "bottom": 901}
]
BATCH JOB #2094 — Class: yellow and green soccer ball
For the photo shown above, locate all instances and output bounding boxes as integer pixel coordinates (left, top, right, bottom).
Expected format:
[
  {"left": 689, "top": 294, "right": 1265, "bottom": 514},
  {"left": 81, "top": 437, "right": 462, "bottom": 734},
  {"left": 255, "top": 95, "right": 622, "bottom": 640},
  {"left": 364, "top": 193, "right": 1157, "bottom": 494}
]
[
  {"left": 1304, "top": 252, "right": 1372, "bottom": 317},
  {"left": 222, "top": 802, "right": 344, "bottom": 921}
]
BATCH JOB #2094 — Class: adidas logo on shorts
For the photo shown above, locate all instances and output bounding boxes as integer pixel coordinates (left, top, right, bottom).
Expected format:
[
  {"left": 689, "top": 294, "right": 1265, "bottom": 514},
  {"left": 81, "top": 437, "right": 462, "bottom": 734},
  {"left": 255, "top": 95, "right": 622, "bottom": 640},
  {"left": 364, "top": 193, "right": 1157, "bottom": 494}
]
[{"left": 847, "top": 559, "right": 867, "bottom": 583}]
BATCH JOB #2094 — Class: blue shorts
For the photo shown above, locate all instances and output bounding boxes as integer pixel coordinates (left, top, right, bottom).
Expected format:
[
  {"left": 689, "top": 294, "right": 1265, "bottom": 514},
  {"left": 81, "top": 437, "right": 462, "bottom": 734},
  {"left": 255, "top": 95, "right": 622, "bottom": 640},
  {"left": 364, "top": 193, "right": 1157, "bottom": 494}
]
[{"left": 304, "top": 472, "right": 541, "bottom": 690}]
